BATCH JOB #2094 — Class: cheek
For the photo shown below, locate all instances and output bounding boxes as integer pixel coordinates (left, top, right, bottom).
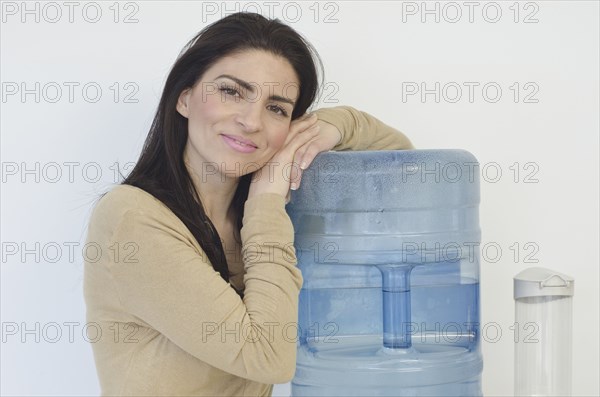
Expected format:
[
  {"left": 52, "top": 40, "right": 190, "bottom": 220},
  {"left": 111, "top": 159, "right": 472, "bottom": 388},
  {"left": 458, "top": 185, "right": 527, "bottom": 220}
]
[{"left": 190, "top": 92, "right": 221, "bottom": 121}]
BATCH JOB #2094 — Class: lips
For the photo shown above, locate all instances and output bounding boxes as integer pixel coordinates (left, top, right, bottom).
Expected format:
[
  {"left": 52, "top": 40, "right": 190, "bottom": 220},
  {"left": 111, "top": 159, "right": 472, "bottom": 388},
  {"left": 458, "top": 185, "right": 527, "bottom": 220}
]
[
  {"left": 221, "top": 134, "right": 259, "bottom": 154},
  {"left": 223, "top": 134, "right": 258, "bottom": 148}
]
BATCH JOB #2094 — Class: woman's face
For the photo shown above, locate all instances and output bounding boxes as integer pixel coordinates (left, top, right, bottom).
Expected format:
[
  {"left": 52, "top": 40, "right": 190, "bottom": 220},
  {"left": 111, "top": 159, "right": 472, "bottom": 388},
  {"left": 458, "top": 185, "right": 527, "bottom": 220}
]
[{"left": 177, "top": 49, "right": 300, "bottom": 181}]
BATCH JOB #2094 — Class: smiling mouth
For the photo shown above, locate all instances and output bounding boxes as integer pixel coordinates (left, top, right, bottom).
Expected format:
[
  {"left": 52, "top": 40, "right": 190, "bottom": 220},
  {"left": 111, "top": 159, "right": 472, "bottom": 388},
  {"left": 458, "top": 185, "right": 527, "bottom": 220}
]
[
  {"left": 221, "top": 134, "right": 259, "bottom": 154},
  {"left": 222, "top": 134, "right": 258, "bottom": 148}
]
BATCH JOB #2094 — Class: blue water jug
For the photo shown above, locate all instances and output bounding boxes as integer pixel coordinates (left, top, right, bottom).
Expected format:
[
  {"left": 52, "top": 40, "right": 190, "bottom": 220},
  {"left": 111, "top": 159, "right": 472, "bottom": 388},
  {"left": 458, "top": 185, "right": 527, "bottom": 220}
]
[{"left": 287, "top": 149, "right": 483, "bottom": 396}]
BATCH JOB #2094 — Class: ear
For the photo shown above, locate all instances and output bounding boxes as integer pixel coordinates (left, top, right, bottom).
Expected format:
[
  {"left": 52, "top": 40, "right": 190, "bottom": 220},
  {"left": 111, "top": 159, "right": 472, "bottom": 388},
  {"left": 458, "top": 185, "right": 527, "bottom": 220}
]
[{"left": 176, "top": 88, "right": 192, "bottom": 118}]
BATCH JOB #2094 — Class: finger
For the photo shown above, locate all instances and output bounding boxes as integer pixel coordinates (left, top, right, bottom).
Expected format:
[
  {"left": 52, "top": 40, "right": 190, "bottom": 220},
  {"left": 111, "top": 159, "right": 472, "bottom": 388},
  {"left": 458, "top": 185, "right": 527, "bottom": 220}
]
[
  {"left": 280, "top": 125, "right": 320, "bottom": 190},
  {"left": 294, "top": 131, "right": 323, "bottom": 170},
  {"left": 292, "top": 168, "right": 304, "bottom": 191},
  {"left": 297, "top": 138, "right": 323, "bottom": 171},
  {"left": 287, "top": 124, "right": 320, "bottom": 152},
  {"left": 294, "top": 141, "right": 310, "bottom": 171},
  {"left": 292, "top": 134, "right": 323, "bottom": 189},
  {"left": 285, "top": 118, "right": 316, "bottom": 147},
  {"left": 284, "top": 113, "right": 318, "bottom": 147},
  {"left": 289, "top": 152, "right": 307, "bottom": 185},
  {"left": 288, "top": 133, "right": 318, "bottom": 190},
  {"left": 285, "top": 132, "right": 319, "bottom": 165},
  {"left": 289, "top": 166, "right": 302, "bottom": 191}
]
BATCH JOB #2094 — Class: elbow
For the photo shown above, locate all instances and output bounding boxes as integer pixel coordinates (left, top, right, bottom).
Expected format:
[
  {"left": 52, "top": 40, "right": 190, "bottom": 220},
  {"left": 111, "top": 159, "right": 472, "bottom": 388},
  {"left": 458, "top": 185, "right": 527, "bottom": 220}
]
[
  {"left": 264, "top": 350, "right": 298, "bottom": 384},
  {"left": 248, "top": 363, "right": 296, "bottom": 385},
  {"left": 270, "top": 360, "right": 297, "bottom": 384},
  {"left": 399, "top": 137, "right": 415, "bottom": 150},
  {"left": 401, "top": 134, "right": 415, "bottom": 150},
  {"left": 271, "top": 333, "right": 298, "bottom": 383},
  {"left": 249, "top": 345, "right": 298, "bottom": 384},
  {"left": 264, "top": 366, "right": 296, "bottom": 385}
]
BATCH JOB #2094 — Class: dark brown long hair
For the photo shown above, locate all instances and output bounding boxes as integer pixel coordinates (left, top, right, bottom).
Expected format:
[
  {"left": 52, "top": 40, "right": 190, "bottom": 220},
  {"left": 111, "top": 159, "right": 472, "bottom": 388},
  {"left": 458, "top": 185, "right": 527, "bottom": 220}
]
[{"left": 119, "top": 12, "right": 322, "bottom": 297}]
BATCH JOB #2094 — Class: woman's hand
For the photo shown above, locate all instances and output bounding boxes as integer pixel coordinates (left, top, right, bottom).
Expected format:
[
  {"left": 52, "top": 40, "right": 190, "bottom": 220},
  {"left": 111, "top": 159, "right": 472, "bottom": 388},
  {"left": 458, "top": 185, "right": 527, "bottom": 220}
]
[
  {"left": 247, "top": 113, "right": 321, "bottom": 200},
  {"left": 288, "top": 118, "right": 342, "bottom": 193},
  {"left": 294, "top": 118, "right": 341, "bottom": 169}
]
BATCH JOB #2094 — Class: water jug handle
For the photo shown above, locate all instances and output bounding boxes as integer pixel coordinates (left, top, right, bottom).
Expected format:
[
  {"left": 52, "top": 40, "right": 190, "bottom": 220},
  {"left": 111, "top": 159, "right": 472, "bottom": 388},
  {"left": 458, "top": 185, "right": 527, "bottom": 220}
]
[{"left": 540, "top": 274, "right": 571, "bottom": 288}]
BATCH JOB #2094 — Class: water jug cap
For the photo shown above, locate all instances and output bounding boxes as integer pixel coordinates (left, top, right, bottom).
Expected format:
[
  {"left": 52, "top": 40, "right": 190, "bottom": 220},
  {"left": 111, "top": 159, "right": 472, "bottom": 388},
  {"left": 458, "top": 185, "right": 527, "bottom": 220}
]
[{"left": 513, "top": 267, "right": 574, "bottom": 300}]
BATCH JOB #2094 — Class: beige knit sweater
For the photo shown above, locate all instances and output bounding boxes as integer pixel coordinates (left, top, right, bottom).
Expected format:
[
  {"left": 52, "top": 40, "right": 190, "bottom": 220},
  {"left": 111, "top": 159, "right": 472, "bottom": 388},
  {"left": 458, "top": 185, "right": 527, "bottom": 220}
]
[{"left": 83, "top": 106, "right": 413, "bottom": 396}]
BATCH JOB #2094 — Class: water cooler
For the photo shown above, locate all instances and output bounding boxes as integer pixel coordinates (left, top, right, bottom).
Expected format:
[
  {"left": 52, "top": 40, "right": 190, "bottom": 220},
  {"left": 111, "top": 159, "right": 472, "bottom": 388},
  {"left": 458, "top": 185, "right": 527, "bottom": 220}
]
[{"left": 287, "top": 150, "right": 483, "bottom": 396}]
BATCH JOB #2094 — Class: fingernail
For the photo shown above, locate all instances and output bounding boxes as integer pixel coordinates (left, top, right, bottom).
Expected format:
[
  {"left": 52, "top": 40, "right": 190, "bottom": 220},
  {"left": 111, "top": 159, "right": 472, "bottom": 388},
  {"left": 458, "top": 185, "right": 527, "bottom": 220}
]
[
  {"left": 300, "top": 161, "right": 307, "bottom": 170},
  {"left": 290, "top": 183, "right": 298, "bottom": 190}
]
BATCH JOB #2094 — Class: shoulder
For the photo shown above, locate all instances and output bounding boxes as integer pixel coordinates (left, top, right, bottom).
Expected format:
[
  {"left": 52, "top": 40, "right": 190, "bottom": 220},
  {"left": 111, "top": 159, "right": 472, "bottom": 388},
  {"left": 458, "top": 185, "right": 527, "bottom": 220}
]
[
  {"left": 87, "top": 184, "right": 183, "bottom": 239},
  {"left": 93, "top": 184, "right": 168, "bottom": 216}
]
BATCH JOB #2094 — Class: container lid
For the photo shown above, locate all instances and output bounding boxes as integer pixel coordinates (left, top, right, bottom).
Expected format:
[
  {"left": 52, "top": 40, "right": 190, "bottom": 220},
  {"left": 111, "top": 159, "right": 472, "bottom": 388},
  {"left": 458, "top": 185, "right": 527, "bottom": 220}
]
[
  {"left": 513, "top": 267, "right": 574, "bottom": 299},
  {"left": 287, "top": 150, "right": 481, "bottom": 262}
]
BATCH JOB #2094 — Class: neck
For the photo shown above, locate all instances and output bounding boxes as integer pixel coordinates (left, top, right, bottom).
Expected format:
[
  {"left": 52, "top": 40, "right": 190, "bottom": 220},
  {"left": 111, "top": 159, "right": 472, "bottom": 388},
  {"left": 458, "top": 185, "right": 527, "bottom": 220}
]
[{"left": 184, "top": 154, "right": 239, "bottom": 229}]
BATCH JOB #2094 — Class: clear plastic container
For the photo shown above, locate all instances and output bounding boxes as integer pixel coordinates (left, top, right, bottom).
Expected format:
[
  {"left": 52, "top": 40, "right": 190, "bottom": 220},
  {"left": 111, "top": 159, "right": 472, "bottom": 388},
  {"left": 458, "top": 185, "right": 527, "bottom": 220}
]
[
  {"left": 514, "top": 267, "right": 574, "bottom": 397},
  {"left": 288, "top": 150, "right": 483, "bottom": 396}
]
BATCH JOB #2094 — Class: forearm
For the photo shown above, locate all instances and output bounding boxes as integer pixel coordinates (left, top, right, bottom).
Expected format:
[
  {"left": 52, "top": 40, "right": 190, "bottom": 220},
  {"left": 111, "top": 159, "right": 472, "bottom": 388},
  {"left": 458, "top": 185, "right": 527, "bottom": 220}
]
[{"left": 314, "top": 106, "right": 414, "bottom": 151}]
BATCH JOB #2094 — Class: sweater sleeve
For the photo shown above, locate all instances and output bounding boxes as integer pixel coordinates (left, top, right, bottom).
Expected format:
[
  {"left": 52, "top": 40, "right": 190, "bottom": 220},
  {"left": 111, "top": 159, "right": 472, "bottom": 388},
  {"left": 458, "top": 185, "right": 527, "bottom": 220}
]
[
  {"left": 314, "top": 105, "right": 415, "bottom": 151},
  {"left": 107, "top": 192, "right": 301, "bottom": 385}
]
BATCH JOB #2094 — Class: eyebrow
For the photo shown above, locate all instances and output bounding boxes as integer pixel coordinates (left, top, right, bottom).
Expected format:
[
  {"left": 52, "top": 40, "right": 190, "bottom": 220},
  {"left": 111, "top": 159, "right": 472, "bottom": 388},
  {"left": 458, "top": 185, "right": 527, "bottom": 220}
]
[{"left": 215, "top": 74, "right": 296, "bottom": 106}]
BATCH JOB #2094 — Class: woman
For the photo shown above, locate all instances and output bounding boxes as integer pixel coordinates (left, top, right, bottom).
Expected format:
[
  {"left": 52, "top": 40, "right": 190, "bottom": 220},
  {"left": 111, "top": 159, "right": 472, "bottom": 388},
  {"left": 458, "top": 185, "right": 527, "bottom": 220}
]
[{"left": 83, "top": 12, "right": 413, "bottom": 396}]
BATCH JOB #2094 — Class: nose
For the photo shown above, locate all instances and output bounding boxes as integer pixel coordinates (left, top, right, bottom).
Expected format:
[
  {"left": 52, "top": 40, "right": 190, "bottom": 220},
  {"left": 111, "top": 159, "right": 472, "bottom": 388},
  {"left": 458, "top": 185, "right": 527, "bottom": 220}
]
[{"left": 235, "top": 103, "right": 263, "bottom": 134}]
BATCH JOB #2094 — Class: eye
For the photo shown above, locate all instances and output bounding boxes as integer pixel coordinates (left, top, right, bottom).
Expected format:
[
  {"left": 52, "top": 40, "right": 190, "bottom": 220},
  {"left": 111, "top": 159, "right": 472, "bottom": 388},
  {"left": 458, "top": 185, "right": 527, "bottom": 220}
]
[
  {"left": 219, "top": 84, "right": 240, "bottom": 97},
  {"left": 268, "top": 104, "right": 289, "bottom": 117}
]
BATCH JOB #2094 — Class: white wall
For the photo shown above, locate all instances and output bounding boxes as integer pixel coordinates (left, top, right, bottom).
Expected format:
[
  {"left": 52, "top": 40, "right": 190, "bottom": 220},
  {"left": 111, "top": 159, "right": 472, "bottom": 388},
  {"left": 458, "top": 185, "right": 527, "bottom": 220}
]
[{"left": 1, "top": 1, "right": 598, "bottom": 396}]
